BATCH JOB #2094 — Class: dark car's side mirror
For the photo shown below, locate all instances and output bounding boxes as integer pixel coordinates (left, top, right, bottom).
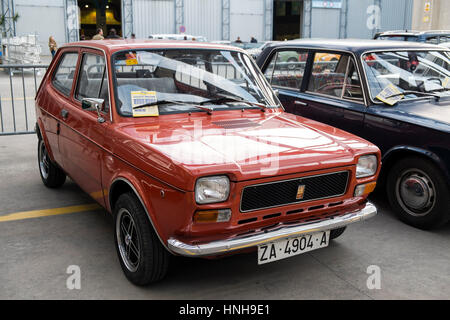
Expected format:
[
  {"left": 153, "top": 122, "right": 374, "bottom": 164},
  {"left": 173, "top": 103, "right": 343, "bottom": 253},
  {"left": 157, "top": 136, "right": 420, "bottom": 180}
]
[{"left": 81, "top": 98, "right": 106, "bottom": 123}]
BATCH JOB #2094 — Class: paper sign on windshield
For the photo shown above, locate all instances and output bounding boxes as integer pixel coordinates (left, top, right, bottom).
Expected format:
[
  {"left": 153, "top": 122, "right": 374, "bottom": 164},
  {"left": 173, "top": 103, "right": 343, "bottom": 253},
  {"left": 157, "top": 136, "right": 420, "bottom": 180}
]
[
  {"left": 376, "top": 84, "right": 403, "bottom": 106},
  {"left": 131, "top": 91, "right": 159, "bottom": 117}
]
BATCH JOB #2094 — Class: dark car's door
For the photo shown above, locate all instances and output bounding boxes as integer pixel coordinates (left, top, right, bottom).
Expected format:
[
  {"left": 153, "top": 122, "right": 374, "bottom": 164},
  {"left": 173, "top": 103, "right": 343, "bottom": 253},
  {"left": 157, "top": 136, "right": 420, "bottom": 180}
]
[
  {"left": 264, "top": 49, "right": 366, "bottom": 134},
  {"left": 58, "top": 49, "right": 111, "bottom": 205}
]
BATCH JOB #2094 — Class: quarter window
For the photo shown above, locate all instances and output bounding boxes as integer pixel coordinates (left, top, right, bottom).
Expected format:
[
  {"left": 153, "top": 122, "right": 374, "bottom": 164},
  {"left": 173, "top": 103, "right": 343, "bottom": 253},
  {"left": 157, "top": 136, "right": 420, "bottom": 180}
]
[
  {"left": 52, "top": 52, "right": 79, "bottom": 96},
  {"left": 75, "top": 53, "right": 110, "bottom": 112},
  {"left": 264, "top": 50, "right": 309, "bottom": 90}
]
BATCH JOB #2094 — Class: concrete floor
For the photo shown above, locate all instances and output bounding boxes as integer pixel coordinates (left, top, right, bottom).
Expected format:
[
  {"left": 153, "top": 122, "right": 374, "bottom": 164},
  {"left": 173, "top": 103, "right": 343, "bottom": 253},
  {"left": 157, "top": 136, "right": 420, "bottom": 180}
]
[{"left": 0, "top": 134, "right": 449, "bottom": 299}]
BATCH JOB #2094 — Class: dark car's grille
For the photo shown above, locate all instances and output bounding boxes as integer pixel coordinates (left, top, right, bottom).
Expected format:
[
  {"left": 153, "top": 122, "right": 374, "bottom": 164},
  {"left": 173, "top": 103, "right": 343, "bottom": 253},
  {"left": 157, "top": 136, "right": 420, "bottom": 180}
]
[{"left": 240, "top": 171, "right": 349, "bottom": 212}]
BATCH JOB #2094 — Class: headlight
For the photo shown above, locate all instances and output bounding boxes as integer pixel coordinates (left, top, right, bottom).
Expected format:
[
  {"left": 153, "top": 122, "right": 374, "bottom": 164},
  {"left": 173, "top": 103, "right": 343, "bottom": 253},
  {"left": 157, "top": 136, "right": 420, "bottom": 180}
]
[
  {"left": 356, "top": 155, "right": 377, "bottom": 178},
  {"left": 195, "top": 176, "right": 230, "bottom": 204}
]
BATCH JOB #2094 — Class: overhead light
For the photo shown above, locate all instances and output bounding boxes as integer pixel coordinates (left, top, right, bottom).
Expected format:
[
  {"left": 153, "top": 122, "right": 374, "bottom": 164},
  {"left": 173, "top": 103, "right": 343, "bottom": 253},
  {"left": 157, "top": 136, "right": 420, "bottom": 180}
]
[
  {"left": 85, "top": 4, "right": 89, "bottom": 8},
  {"left": 106, "top": 5, "right": 109, "bottom": 9}
]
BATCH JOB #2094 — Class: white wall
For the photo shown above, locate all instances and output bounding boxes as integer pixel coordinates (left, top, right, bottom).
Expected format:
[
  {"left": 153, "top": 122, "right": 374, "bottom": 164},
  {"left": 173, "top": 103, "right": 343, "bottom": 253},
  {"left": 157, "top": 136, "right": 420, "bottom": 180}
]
[
  {"left": 230, "top": 0, "right": 264, "bottom": 42},
  {"left": 184, "top": 0, "right": 222, "bottom": 41},
  {"left": 133, "top": 0, "right": 175, "bottom": 38},
  {"left": 13, "top": 0, "right": 66, "bottom": 53}
]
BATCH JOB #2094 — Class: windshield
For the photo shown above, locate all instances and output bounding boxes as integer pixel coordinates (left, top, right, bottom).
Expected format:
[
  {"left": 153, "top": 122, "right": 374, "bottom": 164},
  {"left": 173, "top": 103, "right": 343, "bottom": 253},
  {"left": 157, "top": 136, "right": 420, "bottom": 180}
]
[
  {"left": 112, "top": 49, "right": 279, "bottom": 116},
  {"left": 362, "top": 50, "right": 450, "bottom": 102}
]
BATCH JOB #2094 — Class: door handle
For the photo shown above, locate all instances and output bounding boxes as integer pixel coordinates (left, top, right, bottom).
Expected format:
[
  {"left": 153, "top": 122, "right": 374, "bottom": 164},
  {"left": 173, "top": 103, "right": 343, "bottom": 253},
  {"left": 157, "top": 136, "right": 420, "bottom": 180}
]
[
  {"left": 294, "top": 100, "right": 308, "bottom": 106},
  {"left": 61, "top": 109, "right": 69, "bottom": 119}
]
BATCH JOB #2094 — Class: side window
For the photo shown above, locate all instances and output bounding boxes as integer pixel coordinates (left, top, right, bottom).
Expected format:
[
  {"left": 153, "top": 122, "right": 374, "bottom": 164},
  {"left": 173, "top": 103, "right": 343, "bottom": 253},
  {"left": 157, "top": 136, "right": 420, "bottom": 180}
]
[
  {"left": 308, "top": 52, "right": 345, "bottom": 98},
  {"left": 52, "top": 52, "right": 79, "bottom": 96},
  {"left": 264, "top": 50, "right": 308, "bottom": 90},
  {"left": 342, "top": 58, "right": 364, "bottom": 102},
  {"left": 75, "top": 53, "right": 110, "bottom": 112}
]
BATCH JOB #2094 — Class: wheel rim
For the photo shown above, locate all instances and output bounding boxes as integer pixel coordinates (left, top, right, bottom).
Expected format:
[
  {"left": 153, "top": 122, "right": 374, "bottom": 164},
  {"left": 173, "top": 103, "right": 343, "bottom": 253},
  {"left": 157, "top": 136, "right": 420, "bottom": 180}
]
[
  {"left": 38, "top": 140, "right": 49, "bottom": 180},
  {"left": 116, "top": 208, "right": 141, "bottom": 272},
  {"left": 395, "top": 168, "right": 436, "bottom": 217}
]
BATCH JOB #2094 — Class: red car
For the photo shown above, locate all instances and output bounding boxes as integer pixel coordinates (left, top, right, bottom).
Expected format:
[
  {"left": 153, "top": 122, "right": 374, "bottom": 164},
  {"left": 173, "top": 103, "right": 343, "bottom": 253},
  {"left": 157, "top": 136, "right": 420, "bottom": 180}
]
[{"left": 35, "top": 40, "right": 381, "bottom": 285}]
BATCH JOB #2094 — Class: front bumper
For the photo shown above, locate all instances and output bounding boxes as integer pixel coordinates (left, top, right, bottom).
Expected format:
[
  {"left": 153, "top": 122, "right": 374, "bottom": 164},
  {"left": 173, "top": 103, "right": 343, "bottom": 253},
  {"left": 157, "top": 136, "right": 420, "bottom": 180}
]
[{"left": 167, "top": 201, "right": 377, "bottom": 257}]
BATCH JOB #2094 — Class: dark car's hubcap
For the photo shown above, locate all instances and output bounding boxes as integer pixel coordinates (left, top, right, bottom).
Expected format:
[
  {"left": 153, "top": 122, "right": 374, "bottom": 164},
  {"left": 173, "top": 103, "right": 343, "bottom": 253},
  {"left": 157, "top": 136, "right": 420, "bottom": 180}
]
[
  {"left": 116, "top": 208, "right": 141, "bottom": 272},
  {"left": 39, "top": 140, "right": 49, "bottom": 180},
  {"left": 396, "top": 169, "right": 435, "bottom": 216}
]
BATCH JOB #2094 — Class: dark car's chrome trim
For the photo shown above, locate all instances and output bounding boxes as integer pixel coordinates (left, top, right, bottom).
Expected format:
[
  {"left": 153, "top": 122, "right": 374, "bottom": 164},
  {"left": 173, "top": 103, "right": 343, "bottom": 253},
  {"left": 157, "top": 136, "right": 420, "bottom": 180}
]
[{"left": 168, "top": 201, "right": 377, "bottom": 257}]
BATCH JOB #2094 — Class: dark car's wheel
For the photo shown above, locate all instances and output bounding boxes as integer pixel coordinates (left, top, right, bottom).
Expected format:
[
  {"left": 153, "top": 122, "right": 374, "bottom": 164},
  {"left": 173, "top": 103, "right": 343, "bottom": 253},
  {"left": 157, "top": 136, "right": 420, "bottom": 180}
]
[
  {"left": 330, "top": 227, "right": 346, "bottom": 240},
  {"left": 387, "top": 157, "right": 450, "bottom": 229},
  {"left": 114, "top": 192, "right": 169, "bottom": 285},
  {"left": 38, "top": 138, "right": 66, "bottom": 188},
  {"left": 287, "top": 58, "right": 297, "bottom": 70}
]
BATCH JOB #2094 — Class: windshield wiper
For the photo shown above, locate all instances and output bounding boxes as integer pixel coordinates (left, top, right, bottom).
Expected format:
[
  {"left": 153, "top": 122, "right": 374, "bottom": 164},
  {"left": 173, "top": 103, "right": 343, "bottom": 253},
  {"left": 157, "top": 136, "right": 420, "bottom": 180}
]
[
  {"left": 200, "top": 95, "right": 276, "bottom": 112},
  {"left": 132, "top": 100, "right": 214, "bottom": 114},
  {"left": 383, "top": 90, "right": 441, "bottom": 101}
]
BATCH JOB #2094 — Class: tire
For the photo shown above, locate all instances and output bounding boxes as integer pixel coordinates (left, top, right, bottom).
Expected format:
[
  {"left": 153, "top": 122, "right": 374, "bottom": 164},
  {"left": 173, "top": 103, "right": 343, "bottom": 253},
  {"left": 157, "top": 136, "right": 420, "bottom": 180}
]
[
  {"left": 287, "top": 58, "right": 297, "bottom": 70},
  {"left": 330, "top": 227, "right": 346, "bottom": 240},
  {"left": 113, "top": 192, "right": 169, "bottom": 285},
  {"left": 386, "top": 156, "right": 450, "bottom": 230},
  {"left": 38, "top": 138, "right": 66, "bottom": 188}
]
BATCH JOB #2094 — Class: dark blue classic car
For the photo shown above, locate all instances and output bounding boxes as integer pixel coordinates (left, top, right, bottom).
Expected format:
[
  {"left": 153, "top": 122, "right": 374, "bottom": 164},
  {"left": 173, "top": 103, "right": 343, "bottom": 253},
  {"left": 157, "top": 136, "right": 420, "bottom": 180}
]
[{"left": 257, "top": 39, "right": 450, "bottom": 229}]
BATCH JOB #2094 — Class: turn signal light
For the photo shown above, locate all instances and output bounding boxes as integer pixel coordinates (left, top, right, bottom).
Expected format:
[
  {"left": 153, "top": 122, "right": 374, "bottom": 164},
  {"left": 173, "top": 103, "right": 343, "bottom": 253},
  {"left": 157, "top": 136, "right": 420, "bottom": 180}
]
[
  {"left": 354, "top": 182, "right": 377, "bottom": 197},
  {"left": 193, "top": 209, "right": 232, "bottom": 223}
]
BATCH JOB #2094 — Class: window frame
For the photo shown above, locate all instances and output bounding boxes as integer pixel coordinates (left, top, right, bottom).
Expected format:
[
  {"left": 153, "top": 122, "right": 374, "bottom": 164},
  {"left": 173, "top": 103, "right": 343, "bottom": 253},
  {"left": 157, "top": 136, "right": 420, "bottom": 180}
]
[
  {"left": 51, "top": 51, "right": 80, "bottom": 98},
  {"left": 73, "top": 50, "right": 110, "bottom": 115}
]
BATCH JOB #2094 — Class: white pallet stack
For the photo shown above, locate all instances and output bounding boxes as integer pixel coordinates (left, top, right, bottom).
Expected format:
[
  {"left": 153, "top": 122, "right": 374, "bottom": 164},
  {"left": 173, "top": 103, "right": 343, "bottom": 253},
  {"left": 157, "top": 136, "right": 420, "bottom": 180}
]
[{"left": 2, "top": 34, "right": 42, "bottom": 65}]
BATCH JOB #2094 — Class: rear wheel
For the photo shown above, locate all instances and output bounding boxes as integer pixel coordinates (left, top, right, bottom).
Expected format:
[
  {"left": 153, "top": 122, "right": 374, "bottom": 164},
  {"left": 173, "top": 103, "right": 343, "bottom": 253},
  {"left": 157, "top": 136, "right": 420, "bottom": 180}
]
[
  {"left": 114, "top": 192, "right": 169, "bottom": 285},
  {"left": 38, "top": 139, "right": 66, "bottom": 188},
  {"left": 386, "top": 157, "right": 450, "bottom": 229}
]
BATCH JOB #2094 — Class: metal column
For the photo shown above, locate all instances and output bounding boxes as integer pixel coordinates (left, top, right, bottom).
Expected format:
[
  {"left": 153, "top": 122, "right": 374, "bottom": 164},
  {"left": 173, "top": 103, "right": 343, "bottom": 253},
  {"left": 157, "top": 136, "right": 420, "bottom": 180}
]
[
  {"left": 175, "top": 0, "right": 184, "bottom": 34},
  {"left": 1, "top": 0, "right": 16, "bottom": 38},
  {"left": 302, "top": 0, "right": 312, "bottom": 38},
  {"left": 339, "top": 0, "right": 348, "bottom": 39},
  {"left": 263, "top": 0, "right": 273, "bottom": 41},
  {"left": 222, "top": 0, "right": 230, "bottom": 40},
  {"left": 64, "top": 0, "right": 79, "bottom": 43},
  {"left": 122, "top": 0, "right": 134, "bottom": 38}
]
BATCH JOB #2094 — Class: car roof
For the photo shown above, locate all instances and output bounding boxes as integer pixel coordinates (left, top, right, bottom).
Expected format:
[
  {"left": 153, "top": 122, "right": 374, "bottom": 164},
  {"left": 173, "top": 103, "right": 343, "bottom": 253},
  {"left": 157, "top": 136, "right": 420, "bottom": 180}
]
[
  {"left": 265, "top": 38, "right": 448, "bottom": 55},
  {"left": 377, "top": 30, "right": 450, "bottom": 36},
  {"left": 61, "top": 39, "right": 245, "bottom": 55}
]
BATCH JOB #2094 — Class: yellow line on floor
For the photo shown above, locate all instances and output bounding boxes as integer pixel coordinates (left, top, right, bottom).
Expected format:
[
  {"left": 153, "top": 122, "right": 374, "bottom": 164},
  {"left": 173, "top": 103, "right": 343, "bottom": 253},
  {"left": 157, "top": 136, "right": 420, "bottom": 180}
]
[{"left": 0, "top": 203, "right": 102, "bottom": 223}]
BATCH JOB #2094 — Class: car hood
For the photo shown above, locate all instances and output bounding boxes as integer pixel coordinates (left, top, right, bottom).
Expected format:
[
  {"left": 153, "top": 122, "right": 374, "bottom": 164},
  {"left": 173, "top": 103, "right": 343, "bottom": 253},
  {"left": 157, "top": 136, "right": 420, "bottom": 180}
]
[
  {"left": 114, "top": 110, "right": 378, "bottom": 190},
  {"left": 368, "top": 97, "right": 450, "bottom": 133}
]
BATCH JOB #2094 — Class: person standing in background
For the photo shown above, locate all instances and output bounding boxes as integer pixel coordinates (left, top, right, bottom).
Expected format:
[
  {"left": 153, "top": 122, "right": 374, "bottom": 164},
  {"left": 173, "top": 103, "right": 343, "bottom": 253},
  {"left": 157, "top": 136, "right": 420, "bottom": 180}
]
[
  {"left": 48, "top": 36, "right": 57, "bottom": 58},
  {"left": 92, "top": 28, "right": 104, "bottom": 40},
  {"left": 106, "top": 28, "right": 121, "bottom": 39}
]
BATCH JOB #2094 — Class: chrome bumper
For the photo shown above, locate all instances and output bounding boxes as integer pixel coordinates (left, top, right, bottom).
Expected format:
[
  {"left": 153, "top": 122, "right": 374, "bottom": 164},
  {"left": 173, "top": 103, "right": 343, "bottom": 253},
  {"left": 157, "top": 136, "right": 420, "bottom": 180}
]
[{"left": 167, "top": 201, "right": 377, "bottom": 257}]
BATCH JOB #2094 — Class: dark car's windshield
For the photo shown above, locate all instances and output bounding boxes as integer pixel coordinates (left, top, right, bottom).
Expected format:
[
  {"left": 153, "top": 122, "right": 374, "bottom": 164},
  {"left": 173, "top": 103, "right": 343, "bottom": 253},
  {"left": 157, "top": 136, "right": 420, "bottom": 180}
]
[
  {"left": 112, "top": 49, "right": 279, "bottom": 117},
  {"left": 362, "top": 50, "right": 450, "bottom": 103}
]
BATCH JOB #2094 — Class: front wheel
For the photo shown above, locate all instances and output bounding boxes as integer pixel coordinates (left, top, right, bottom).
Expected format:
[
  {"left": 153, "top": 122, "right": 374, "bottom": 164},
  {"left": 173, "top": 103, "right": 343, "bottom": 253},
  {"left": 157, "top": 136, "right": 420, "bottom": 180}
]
[
  {"left": 386, "top": 157, "right": 450, "bottom": 229},
  {"left": 330, "top": 227, "right": 346, "bottom": 240},
  {"left": 114, "top": 192, "right": 169, "bottom": 285},
  {"left": 38, "top": 139, "right": 66, "bottom": 188}
]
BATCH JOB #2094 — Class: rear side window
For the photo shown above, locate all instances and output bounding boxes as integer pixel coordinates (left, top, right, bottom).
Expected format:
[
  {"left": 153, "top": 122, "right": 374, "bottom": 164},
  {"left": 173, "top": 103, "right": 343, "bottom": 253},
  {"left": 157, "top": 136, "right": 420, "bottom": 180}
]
[
  {"left": 75, "top": 53, "right": 110, "bottom": 112},
  {"left": 264, "top": 50, "right": 309, "bottom": 90},
  {"left": 52, "top": 52, "right": 79, "bottom": 96}
]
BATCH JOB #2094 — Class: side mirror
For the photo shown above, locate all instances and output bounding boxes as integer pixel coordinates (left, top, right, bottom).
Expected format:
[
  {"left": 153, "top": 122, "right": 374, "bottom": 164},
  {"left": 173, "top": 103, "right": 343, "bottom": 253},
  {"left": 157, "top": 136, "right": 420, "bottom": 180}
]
[{"left": 81, "top": 98, "right": 106, "bottom": 123}]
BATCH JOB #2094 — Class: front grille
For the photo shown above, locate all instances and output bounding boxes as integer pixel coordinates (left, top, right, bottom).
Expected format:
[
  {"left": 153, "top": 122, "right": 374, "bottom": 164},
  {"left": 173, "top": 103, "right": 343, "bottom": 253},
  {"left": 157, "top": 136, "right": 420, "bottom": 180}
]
[{"left": 240, "top": 171, "right": 349, "bottom": 212}]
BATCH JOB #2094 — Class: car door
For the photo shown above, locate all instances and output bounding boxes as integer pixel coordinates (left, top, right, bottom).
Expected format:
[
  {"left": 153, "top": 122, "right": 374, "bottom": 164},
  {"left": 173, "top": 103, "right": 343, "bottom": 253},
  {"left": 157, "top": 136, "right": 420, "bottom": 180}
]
[
  {"left": 43, "top": 51, "right": 80, "bottom": 167},
  {"left": 264, "top": 49, "right": 367, "bottom": 134},
  {"left": 58, "top": 49, "right": 111, "bottom": 205}
]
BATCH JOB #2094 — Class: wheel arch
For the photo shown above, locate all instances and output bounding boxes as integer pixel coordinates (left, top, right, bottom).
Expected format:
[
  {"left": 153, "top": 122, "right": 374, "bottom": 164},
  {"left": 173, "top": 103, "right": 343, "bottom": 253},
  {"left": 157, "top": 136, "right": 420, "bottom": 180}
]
[
  {"left": 381, "top": 146, "right": 450, "bottom": 186},
  {"left": 35, "top": 120, "right": 56, "bottom": 162},
  {"left": 108, "top": 177, "right": 171, "bottom": 252}
]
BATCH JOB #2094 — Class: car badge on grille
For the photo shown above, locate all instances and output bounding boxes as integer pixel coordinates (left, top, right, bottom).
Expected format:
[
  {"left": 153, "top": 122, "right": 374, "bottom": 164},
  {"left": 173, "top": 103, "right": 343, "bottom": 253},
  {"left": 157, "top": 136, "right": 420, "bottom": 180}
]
[{"left": 296, "top": 185, "right": 306, "bottom": 200}]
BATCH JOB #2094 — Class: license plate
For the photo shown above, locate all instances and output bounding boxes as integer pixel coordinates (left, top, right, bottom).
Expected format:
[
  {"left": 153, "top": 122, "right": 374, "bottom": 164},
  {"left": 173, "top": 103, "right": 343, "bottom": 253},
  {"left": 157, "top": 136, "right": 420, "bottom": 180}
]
[{"left": 257, "top": 231, "right": 330, "bottom": 265}]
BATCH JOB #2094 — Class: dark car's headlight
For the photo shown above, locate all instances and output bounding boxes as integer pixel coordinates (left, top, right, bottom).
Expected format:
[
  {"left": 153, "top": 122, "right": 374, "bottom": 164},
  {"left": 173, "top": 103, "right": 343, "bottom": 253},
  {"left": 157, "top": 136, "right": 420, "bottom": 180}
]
[
  {"left": 356, "top": 155, "right": 378, "bottom": 178},
  {"left": 195, "top": 176, "right": 230, "bottom": 204}
]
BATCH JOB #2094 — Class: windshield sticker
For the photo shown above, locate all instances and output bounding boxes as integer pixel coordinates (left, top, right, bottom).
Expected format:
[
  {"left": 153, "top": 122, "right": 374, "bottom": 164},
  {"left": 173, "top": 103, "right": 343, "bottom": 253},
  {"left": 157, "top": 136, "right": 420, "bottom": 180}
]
[
  {"left": 125, "top": 52, "right": 138, "bottom": 65},
  {"left": 131, "top": 91, "right": 159, "bottom": 117},
  {"left": 376, "top": 84, "right": 403, "bottom": 106}
]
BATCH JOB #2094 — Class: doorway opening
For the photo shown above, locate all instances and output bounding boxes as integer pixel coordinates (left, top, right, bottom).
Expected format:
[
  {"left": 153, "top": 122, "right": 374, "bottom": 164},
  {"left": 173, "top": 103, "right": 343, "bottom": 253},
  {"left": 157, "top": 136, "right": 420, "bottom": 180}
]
[
  {"left": 78, "top": 0, "right": 122, "bottom": 39},
  {"left": 273, "top": 0, "right": 303, "bottom": 40}
]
